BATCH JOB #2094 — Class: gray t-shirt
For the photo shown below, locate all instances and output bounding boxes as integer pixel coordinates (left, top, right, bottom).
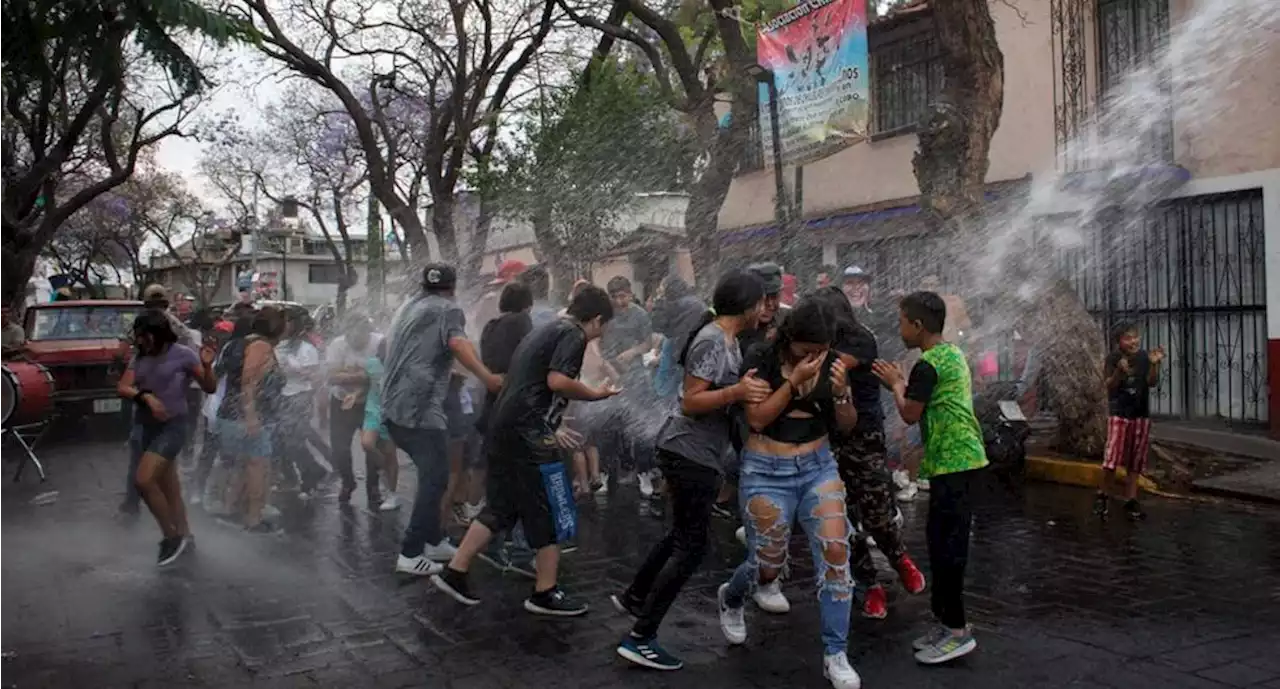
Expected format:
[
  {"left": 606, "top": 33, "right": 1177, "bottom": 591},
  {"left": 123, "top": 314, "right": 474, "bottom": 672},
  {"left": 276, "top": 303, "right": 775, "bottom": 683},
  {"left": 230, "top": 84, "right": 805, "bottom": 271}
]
[
  {"left": 381, "top": 293, "right": 466, "bottom": 430},
  {"left": 655, "top": 322, "right": 743, "bottom": 472}
]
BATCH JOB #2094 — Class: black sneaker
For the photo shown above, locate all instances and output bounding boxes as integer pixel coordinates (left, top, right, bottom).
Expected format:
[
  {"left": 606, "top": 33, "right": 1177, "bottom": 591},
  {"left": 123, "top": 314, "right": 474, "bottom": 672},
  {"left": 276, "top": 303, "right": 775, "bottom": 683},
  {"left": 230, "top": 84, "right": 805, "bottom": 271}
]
[
  {"left": 431, "top": 567, "right": 480, "bottom": 606},
  {"left": 157, "top": 536, "right": 187, "bottom": 566},
  {"left": 617, "top": 634, "right": 683, "bottom": 670},
  {"left": 1092, "top": 493, "right": 1109, "bottom": 519},
  {"left": 1124, "top": 499, "right": 1146, "bottom": 521},
  {"left": 610, "top": 591, "right": 643, "bottom": 619},
  {"left": 560, "top": 541, "right": 579, "bottom": 554},
  {"left": 524, "top": 586, "right": 588, "bottom": 617},
  {"left": 711, "top": 501, "right": 736, "bottom": 520}
]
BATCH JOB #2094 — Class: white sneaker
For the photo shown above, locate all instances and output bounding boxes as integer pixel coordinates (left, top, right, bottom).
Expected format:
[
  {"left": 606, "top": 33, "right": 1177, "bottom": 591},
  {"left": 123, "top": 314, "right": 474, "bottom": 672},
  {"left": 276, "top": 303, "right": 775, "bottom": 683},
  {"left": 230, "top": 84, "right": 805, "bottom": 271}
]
[
  {"left": 638, "top": 472, "right": 655, "bottom": 498},
  {"left": 423, "top": 539, "right": 458, "bottom": 562},
  {"left": 593, "top": 473, "right": 609, "bottom": 494},
  {"left": 823, "top": 652, "right": 862, "bottom": 689},
  {"left": 895, "top": 482, "right": 919, "bottom": 502},
  {"left": 263, "top": 504, "right": 282, "bottom": 520},
  {"left": 189, "top": 494, "right": 203, "bottom": 506},
  {"left": 378, "top": 496, "right": 402, "bottom": 512},
  {"left": 717, "top": 583, "right": 747, "bottom": 645},
  {"left": 891, "top": 469, "right": 912, "bottom": 490},
  {"left": 735, "top": 526, "right": 747, "bottom": 546},
  {"left": 916, "top": 479, "right": 930, "bottom": 492},
  {"left": 752, "top": 580, "right": 791, "bottom": 614},
  {"left": 461, "top": 501, "right": 484, "bottom": 522},
  {"left": 395, "top": 554, "right": 441, "bottom": 576}
]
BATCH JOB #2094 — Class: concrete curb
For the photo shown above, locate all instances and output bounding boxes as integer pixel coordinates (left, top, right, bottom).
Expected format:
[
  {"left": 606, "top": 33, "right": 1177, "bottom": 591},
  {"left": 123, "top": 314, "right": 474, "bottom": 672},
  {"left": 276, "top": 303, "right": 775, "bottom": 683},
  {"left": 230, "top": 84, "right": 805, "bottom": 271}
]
[{"left": 1025, "top": 455, "right": 1167, "bottom": 495}]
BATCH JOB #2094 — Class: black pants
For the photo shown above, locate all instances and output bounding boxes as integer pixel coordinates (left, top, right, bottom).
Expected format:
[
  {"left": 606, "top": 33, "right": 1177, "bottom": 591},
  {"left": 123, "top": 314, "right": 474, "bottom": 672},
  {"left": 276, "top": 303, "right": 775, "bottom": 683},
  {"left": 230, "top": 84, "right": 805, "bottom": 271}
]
[
  {"left": 626, "top": 451, "right": 720, "bottom": 639},
  {"left": 277, "top": 394, "right": 329, "bottom": 493},
  {"left": 330, "top": 398, "right": 377, "bottom": 496},
  {"left": 927, "top": 468, "right": 980, "bottom": 629}
]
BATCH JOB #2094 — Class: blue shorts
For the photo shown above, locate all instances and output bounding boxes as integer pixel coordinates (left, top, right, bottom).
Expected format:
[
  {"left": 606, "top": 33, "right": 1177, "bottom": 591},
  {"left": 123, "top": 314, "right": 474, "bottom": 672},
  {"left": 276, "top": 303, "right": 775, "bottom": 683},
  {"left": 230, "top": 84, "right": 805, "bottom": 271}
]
[
  {"left": 130, "top": 417, "right": 190, "bottom": 462},
  {"left": 362, "top": 408, "right": 390, "bottom": 441},
  {"left": 217, "top": 419, "right": 273, "bottom": 458}
]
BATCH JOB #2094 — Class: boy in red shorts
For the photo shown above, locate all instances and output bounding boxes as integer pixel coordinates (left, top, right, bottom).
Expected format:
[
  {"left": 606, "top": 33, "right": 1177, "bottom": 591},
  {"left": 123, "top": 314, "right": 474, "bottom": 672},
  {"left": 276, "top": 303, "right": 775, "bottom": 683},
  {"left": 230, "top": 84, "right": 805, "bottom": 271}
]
[{"left": 1095, "top": 322, "right": 1164, "bottom": 521}]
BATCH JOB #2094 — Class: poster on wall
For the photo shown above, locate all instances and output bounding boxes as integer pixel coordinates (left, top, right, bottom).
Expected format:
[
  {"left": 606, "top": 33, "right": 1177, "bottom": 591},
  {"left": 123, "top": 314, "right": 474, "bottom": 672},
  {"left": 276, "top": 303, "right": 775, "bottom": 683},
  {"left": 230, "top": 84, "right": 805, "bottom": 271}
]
[{"left": 757, "top": 0, "right": 870, "bottom": 166}]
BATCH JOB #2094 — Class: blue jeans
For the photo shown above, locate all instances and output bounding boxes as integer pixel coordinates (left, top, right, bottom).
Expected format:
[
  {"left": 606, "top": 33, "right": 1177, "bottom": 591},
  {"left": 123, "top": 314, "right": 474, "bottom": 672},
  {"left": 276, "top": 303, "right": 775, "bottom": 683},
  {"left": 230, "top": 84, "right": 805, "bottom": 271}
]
[
  {"left": 723, "top": 443, "right": 852, "bottom": 656},
  {"left": 385, "top": 422, "right": 450, "bottom": 558}
]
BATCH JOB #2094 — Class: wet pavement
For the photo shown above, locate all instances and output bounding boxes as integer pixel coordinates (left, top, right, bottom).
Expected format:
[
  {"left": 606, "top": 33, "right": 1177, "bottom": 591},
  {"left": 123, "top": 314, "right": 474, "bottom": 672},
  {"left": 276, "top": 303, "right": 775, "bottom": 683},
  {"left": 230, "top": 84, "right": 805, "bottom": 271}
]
[{"left": 4, "top": 439, "right": 1280, "bottom": 689}]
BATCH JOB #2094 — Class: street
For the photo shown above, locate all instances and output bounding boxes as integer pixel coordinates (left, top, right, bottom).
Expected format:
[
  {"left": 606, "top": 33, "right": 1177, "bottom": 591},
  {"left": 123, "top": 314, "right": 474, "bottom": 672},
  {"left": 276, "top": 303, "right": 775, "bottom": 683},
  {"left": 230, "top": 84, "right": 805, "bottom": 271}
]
[{"left": 4, "top": 440, "right": 1280, "bottom": 689}]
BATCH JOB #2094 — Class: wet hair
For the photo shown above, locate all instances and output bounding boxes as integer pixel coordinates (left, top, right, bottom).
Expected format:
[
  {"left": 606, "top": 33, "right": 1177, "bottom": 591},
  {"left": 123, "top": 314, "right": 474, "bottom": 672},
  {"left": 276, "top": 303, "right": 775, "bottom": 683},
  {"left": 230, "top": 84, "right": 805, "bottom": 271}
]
[
  {"left": 661, "top": 275, "right": 693, "bottom": 301},
  {"left": 251, "top": 305, "right": 287, "bottom": 340},
  {"left": 808, "top": 285, "right": 860, "bottom": 343},
  {"left": 132, "top": 308, "right": 178, "bottom": 354},
  {"left": 499, "top": 281, "right": 533, "bottom": 314},
  {"left": 900, "top": 291, "right": 946, "bottom": 334},
  {"left": 774, "top": 297, "right": 832, "bottom": 353},
  {"left": 678, "top": 269, "right": 765, "bottom": 367},
  {"left": 565, "top": 284, "right": 614, "bottom": 324},
  {"left": 520, "top": 265, "right": 550, "bottom": 301},
  {"left": 606, "top": 276, "right": 632, "bottom": 296},
  {"left": 1112, "top": 320, "right": 1139, "bottom": 344}
]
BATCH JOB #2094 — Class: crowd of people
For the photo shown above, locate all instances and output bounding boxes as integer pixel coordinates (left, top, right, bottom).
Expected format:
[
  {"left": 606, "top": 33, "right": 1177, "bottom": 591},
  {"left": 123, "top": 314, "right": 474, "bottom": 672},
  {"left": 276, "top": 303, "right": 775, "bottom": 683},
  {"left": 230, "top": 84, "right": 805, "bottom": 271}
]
[{"left": 110, "top": 256, "right": 1164, "bottom": 689}]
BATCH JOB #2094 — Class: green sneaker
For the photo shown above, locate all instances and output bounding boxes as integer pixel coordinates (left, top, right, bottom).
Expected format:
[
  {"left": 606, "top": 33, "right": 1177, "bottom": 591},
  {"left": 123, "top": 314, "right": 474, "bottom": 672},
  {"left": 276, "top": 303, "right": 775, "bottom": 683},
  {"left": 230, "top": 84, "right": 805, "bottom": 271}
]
[{"left": 914, "top": 629, "right": 976, "bottom": 665}]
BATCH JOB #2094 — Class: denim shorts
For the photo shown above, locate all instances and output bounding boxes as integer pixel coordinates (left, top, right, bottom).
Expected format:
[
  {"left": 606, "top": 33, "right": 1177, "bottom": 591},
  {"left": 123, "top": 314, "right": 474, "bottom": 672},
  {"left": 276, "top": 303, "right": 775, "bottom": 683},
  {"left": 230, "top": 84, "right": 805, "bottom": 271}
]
[
  {"left": 217, "top": 418, "right": 273, "bottom": 458},
  {"left": 130, "top": 417, "right": 190, "bottom": 462}
]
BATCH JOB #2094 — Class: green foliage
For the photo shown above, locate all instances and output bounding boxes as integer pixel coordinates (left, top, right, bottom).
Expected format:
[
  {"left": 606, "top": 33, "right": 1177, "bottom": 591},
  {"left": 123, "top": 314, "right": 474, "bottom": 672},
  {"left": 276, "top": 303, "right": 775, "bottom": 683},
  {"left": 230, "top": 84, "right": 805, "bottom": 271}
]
[
  {"left": 1, "top": 0, "right": 257, "bottom": 97},
  {"left": 486, "top": 61, "right": 694, "bottom": 258}
]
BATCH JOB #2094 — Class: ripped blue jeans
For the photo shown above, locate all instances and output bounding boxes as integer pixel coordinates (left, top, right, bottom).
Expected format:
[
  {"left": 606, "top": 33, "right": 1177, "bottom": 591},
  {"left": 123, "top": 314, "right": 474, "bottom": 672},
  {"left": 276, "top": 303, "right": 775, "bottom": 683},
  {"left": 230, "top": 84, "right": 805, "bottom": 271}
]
[{"left": 722, "top": 442, "right": 853, "bottom": 655}]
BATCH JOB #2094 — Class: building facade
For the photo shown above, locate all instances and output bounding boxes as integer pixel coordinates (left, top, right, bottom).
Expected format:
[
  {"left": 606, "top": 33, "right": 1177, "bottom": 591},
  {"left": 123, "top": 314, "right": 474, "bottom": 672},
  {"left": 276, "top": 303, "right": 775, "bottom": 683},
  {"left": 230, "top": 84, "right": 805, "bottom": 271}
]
[{"left": 717, "top": 0, "right": 1279, "bottom": 434}]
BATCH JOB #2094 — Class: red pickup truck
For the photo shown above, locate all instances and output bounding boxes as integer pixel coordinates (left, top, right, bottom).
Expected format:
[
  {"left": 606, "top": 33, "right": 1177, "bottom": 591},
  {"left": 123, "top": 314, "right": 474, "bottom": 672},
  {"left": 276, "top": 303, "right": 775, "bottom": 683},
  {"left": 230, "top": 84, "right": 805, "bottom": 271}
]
[{"left": 20, "top": 299, "right": 141, "bottom": 424}]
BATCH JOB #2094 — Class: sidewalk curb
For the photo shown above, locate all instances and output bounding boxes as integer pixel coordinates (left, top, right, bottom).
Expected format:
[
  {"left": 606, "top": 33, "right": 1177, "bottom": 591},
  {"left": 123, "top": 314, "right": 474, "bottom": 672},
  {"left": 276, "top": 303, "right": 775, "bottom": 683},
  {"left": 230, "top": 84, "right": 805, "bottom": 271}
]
[{"left": 1025, "top": 455, "right": 1167, "bottom": 495}]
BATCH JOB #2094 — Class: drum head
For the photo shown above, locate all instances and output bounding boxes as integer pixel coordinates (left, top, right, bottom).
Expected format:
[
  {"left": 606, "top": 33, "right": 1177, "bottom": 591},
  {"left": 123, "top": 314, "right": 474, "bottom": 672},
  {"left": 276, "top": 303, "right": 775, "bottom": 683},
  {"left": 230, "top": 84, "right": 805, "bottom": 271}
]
[{"left": 1, "top": 367, "right": 15, "bottom": 426}]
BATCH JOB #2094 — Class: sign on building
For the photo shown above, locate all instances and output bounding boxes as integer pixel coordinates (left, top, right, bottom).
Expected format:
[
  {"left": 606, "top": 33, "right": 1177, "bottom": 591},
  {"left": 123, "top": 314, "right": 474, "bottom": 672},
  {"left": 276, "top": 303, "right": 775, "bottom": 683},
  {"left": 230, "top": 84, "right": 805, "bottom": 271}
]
[{"left": 757, "top": 0, "right": 870, "bottom": 166}]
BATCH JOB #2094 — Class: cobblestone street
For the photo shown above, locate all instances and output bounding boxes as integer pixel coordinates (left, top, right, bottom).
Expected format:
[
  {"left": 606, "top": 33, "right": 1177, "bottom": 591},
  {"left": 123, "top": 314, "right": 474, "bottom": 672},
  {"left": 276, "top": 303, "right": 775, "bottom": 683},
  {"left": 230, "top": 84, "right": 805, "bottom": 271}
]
[{"left": 4, "top": 440, "right": 1280, "bottom": 689}]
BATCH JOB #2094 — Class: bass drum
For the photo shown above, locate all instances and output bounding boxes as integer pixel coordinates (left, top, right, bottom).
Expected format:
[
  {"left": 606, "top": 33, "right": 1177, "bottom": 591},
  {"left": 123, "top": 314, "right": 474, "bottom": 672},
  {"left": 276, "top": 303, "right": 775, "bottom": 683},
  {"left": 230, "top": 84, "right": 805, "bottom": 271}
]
[{"left": 2, "top": 361, "right": 56, "bottom": 427}]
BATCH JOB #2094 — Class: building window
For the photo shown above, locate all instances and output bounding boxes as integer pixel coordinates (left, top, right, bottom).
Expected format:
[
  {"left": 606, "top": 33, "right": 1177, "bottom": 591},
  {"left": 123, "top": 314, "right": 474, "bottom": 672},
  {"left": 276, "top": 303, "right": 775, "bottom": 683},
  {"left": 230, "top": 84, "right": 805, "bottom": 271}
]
[
  {"left": 308, "top": 263, "right": 344, "bottom": 284},
  {"left": 870, "top": 16, "right": 943, "bottom": 137},
  {"left": 1096, "top": 0, "right": 1172, "bottom": 160}
]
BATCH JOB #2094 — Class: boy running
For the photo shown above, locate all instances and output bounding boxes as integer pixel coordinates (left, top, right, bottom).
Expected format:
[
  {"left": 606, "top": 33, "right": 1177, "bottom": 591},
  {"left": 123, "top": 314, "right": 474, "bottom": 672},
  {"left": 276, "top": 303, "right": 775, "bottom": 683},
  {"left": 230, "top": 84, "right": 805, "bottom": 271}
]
[
  {"left": 873, "top": 291, "right": 988, "bottom": 665},
  {"left": 1095, "top": 322, "right": 1163, "bottom": 520},
  {"left": 432, "top": 285, "right": 620, "bottom": 616}
]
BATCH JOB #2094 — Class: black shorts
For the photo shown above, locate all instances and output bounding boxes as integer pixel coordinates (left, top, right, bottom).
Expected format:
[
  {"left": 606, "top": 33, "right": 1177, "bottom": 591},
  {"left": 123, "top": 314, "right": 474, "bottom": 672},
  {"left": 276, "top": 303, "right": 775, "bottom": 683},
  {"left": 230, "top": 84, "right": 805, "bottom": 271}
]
[
  {"left": 476, "top": 429, "right": 574, "bottom": 549},
  {"left": 130, "top": 417, "right": 190, "bottom": 463}
]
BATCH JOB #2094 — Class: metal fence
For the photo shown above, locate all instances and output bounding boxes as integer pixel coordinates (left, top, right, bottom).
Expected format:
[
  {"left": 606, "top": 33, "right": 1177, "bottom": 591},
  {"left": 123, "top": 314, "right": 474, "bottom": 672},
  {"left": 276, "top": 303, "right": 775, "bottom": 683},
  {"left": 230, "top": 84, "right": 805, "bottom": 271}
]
[{"left": 1055, "top": 190, "right": 1269, "bottom": 425}]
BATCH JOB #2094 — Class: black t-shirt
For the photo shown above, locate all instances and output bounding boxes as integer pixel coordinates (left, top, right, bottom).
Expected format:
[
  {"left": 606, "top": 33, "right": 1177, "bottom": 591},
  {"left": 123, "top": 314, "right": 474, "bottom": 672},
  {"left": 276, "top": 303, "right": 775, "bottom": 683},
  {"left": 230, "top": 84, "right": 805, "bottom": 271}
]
[
  {"left": 1105, "top": 350, "right": 1151, "bottom": 418},
  {"left": 741, "top": 343, "right": 837, "bottom": 444},
  {"left": 487, "top": 318, "right": 586, "bottom": 436},
  {"left": 476, "top": 311, "right": 533, "bottom": 431},
  {"left": 905, "top": 360, "right": 939, "bottom": 404},
  {"left": 834, "top": 322, "right": 884, "bottom": 432}
]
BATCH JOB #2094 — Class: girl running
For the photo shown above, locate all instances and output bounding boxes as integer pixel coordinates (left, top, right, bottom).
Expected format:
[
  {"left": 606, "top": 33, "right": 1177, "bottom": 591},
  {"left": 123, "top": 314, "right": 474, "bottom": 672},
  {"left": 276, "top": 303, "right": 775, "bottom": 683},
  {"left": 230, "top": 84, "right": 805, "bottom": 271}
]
[
  {"left": 612, "top": 270, "right": 768, "bottom": 671},
  {"left": 117, "top": 310, "right": 217, "bottom": 565},
  {"left": 716, "top": 297, "right": 861, "bottom": 689}
]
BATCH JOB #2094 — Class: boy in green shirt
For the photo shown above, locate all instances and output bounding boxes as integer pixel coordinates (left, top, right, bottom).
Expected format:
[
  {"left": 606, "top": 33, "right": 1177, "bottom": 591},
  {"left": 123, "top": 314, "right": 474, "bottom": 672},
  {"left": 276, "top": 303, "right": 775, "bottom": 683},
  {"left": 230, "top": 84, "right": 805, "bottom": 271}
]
[{"left": 873, "top": 291, "right": 988, "bottom": 666}]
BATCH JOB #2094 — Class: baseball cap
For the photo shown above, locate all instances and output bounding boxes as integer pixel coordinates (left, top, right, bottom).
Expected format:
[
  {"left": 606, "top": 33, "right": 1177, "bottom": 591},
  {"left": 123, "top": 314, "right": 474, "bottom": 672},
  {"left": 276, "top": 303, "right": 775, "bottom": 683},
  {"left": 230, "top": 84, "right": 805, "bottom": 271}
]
[
  {"left": 746, "top": 262, "right": 784, "bottom": 295},
  {"left": 142, "top": 283, "right": 168, "bottom": 302},
  {"left": 422, "top": 263, "right": 457, "bottom": 290},
  {"left": 843, "top": 265, "right": 872, "bottom": 281},
  {"left": 490, "top": 259, "right": 527, "bottom": 286}
]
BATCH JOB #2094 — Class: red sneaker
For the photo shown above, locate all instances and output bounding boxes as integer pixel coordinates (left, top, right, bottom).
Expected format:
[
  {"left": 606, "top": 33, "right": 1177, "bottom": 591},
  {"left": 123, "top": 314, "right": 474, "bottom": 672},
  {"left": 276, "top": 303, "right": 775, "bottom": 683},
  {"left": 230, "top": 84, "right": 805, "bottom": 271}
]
[
  {"left": 862, "top": 584, "right": 888, "bottom": 619},
  {"left": 896, "top": 554, "right": 927, "bottom": 595}
]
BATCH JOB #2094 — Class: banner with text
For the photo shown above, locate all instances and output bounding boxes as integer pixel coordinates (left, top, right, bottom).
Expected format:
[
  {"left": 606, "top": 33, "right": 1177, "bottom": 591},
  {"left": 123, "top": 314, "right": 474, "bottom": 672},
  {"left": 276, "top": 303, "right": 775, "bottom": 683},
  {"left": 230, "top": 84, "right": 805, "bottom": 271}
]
[{"left": 757, "top": 0, "right": 869, "bottom": 166}]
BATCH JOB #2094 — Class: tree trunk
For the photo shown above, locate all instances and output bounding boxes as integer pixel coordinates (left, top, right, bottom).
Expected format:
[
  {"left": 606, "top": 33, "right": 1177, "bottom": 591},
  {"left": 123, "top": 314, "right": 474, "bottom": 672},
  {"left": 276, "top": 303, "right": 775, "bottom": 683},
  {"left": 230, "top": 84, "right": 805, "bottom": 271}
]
[
  {"left": 3, "top": 240, "right": 41, "bottom": 313},
  {"left": 462, "top": 196, "right": 494, "bottom": 290},
  {"left": 684, "top": 94, "right": 753, "bottom": 294},
  {"left": 430, "top": 194, "right": 458, "bottom": 265},
  {"left": 1025, "top": 281, "right": 1109, "bottom": 458}
]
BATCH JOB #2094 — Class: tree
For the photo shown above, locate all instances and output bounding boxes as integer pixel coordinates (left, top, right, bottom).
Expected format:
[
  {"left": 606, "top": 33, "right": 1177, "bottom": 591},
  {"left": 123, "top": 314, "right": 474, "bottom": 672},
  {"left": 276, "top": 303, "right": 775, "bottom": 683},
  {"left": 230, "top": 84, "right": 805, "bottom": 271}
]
[
  {"left": 562, "top": 0, "right": 767, "bottom": 290},
  {"left": 43, "top": 190, "right": 149, "bottom": 295},
  {"left": 489, "top": 61, "right": 692, "bottom": 293},
  {"left": 1, "top": 0, "right": 256, "bottom": 310},
  {"left": 241, "top": 0, "right": 558, "bottom": 278},
  {"left": 909, "top": 0, "right": 1105, "bottom": 457}
]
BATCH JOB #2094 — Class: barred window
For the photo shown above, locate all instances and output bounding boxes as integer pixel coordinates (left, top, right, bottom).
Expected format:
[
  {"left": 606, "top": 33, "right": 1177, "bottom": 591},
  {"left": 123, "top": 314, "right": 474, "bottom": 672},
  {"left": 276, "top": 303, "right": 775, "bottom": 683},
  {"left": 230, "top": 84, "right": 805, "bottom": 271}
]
[
  {"left": 870, "top": 17, "right": 943, "bottom": 137},
  {"left": 308, "top": 263, "right": 344, "bottom": 284},
  {"left": 1097, "top": 0, "right": 1172, "bottom": 161}
]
